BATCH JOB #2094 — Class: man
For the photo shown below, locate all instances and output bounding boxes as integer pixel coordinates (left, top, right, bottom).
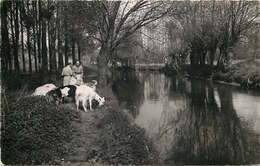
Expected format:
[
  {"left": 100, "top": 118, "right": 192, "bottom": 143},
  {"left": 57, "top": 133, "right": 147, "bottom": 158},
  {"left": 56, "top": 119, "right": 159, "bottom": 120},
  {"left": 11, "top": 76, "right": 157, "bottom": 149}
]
[
  {"left": 72, "top": 60, "right": 84, "bottom": 85},
  {"left": 61, "top": 61, "right": 73, "bottom": 86}
]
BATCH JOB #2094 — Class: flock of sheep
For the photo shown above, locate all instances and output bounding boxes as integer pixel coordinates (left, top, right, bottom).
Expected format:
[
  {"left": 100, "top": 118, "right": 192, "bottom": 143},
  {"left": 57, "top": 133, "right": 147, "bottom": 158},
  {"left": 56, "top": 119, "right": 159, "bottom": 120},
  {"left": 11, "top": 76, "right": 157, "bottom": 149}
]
[{"left": 32, "top": 80, "right": 105, "bottom": 112}]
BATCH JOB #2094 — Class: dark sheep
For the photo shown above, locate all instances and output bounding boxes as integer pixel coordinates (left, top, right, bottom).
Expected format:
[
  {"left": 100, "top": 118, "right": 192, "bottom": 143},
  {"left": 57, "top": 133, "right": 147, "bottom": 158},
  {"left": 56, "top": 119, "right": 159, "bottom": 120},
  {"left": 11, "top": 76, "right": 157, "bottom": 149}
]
[{"left": 47, "top": 85, "right": 77, "bottom": 104}]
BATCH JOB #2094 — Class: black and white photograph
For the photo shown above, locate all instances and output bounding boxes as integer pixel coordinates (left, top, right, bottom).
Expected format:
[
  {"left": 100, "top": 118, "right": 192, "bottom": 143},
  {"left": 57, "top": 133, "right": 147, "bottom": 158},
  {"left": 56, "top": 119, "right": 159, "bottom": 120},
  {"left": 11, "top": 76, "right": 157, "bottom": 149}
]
[{"left": 1, "top": 0, "right": 260, "bottom": 165}]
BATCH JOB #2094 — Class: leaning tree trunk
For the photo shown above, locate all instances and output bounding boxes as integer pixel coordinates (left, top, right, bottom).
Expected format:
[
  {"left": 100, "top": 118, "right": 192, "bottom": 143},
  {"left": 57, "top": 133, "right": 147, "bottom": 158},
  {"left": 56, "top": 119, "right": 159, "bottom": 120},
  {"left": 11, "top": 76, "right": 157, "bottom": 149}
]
[
  {"left": 97, "top": 45, "right": 116, "bottom": 101},
  {"left": 97, "top": 45, "right": 112, "bottom": 87}
]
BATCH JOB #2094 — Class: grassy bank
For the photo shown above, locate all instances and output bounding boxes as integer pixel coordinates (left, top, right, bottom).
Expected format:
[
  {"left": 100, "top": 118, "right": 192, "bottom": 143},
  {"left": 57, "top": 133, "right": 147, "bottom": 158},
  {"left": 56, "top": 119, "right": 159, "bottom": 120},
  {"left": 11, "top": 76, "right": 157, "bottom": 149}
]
[
  {"left": 1, "top": 82, "right": 158, "bottom": 164},
  {"left": 212, "top": 60, "right": 260, "bottom": 90},
  {"left": 1, "top": 91, "right": 79, "bottom": 164},
  {"left": 64, "top": 86, "right": 158, "bottom": 165}
]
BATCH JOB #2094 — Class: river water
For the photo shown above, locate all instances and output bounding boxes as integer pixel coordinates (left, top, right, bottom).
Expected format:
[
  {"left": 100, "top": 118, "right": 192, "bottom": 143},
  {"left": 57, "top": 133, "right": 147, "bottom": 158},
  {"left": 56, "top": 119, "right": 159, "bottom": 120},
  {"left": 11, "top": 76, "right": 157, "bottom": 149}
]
[{"left": 111, "top": 70, "right": 260, "bottom": 164}]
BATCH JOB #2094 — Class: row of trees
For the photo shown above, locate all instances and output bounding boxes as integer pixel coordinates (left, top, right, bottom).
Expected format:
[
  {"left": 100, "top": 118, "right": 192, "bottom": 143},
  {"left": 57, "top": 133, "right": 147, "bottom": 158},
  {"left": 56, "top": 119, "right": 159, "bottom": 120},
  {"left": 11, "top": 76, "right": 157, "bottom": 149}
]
[
  {"left": 166, "top": 0, "right": 259, "bottom": 71},
  {"left": 1, "top": 0, "right": 176, "bottom": 84},
  {"left": 1, "top": 0, "right": 95, "bottom": 76}
]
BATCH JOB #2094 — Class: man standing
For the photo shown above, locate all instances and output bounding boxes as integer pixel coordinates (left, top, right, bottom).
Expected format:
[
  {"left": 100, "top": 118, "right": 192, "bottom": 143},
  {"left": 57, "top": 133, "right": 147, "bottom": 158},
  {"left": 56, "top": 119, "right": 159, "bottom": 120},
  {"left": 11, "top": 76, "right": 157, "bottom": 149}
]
[
  {"left": 72, "top": 60, "right": 84, "bottom": 85},
  {"left": 61, "top": 61, "right": 73, "bottom": 86}
]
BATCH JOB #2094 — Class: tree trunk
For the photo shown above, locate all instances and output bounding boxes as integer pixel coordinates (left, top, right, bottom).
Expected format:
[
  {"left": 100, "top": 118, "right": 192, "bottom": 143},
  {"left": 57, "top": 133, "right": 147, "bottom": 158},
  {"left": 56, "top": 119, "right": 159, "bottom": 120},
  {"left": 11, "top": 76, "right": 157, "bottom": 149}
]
[
  {"left": 26, "top": 3, "right": 32, "bottom": 73},
  {"left": 41, "top": 20, "right": 48, "bottom": 74},
  {"left": 57, "top": 3, "right": 63, "bottom": 72},
  {"left": 72, "top": 38, "right": 75, "bottom": 63},
  {"left": 77, "top": 41, "right": 81, "bottom": 61},
  {"left": 10, "top": 2, "right": 15, "bottom": 72},
  {"left": 57, "top": 5, "right": 63, "bottom": 71},
  {"left": 27, "top": 26, "right": 32, "bottom": 73},
  {"left": 48, "top": 16, "right": 52, "bottom": 71},
  {"left": 64, "top": 19, "right": 69, "bottom": 65},
  {"left": 37, "top": 0, "right": 42, "bottom": 66},
  {"left": 14, "top": 1, "right": 20, "bottom": 73},
  {"left": 1, "top": 1, "right": 11, "bottom": 74},
  {"left": 98, "top": 44, "right": 112, "bottom": 86},
  {"left": 217, "top": 48, "right": 227, "bottom": 71},
  {"left": 209, "top": 48, "right": 216, "bottom": 66},
  {"left": 200, "top": 51, "right": 206, "bottom": 66},
  {"left": 20, "top": 2, "right": 26, "bottom": 72},
  {"left": 51, "top": 16, "right": 57, "bottom": 73},
  {"left": 33, "top": 1, "right": 38, "bottom": 72}
]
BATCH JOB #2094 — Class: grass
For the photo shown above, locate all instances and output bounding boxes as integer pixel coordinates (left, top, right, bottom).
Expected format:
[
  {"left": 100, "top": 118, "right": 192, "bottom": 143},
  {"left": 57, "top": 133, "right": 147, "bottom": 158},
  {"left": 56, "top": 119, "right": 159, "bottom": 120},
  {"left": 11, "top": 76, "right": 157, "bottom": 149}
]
[
  {"left": 64, "top": 86, "right": 158, "bottom": 164},
  {"left": 92, "top": 108, "right": 158, "bottom": 164},
  {"left": 164, "top": 60, "right": 260, "bottom": 90},
  {"left": 1, "top": 92, "right": 79, "bottom": 165}
]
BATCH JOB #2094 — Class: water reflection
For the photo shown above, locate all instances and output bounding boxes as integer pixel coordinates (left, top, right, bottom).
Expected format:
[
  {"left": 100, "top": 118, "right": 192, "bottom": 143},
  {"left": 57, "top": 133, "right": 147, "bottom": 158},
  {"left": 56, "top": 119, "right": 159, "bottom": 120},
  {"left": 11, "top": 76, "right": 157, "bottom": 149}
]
[{"left": 112, "top": 71, "right": 260, "bottom": 164}]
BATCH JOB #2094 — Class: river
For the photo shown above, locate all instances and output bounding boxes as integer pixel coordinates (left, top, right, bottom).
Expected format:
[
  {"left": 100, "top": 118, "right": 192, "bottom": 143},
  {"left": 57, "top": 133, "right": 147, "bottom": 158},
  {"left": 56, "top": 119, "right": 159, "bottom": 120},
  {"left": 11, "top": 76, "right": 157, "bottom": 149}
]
[{"left": 111, "top": 70, "right": 260, "bottom": 164}]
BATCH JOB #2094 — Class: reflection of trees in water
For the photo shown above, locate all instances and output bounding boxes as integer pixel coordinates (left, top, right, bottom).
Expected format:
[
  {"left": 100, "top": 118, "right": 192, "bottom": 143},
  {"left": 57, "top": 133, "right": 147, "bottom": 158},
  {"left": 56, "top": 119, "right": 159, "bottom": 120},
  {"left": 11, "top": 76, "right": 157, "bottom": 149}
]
[
  {"left": 112, "top": 71, "right": 260, "bottom": 164},
  {"left": 143, "top": 72, "right": 170, "bottom": 100},
  {"left": 158, "top": 79, "right": 259, "bottom": 164},
  {"left": 112, "top": 71, "right": 171, "bottom": 118},
  {"left": 112, "top": 70, "right": 144, "bottom": 118}
]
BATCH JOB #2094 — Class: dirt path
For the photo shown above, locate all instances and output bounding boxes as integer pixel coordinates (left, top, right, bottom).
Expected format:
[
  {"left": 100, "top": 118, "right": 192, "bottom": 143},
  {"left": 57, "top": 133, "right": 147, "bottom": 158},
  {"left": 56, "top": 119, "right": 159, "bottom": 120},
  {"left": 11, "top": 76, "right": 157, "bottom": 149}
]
[
  {"left": 64, "top": 104, "right": 105, "bottom": 162},
  {"left": 61, "top": 98, "right": 158, "bottom": 164}
]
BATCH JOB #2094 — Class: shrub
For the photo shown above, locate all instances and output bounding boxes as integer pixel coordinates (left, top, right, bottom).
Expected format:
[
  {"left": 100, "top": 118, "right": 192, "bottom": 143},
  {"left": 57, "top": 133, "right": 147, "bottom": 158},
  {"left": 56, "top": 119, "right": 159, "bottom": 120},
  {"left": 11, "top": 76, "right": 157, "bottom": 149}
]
[{"left": 1, "top": 96, "right": 78, "bottom": 165}]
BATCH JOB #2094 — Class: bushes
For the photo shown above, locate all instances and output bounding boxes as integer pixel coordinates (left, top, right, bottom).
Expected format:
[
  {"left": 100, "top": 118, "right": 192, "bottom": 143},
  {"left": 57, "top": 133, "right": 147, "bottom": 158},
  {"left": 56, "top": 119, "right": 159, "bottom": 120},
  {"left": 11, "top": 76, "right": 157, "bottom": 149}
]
[
  {"left": 2, "top": 72, "right": 61, "bottom": 91},
  {"left": 212, "top": 60, "right": 260, "bottom": 89},
  {"left": 1, "top": 95, "right": 79, "bottom": 165},
  {"left": 213, "top": 72, "right": 234, "bottom": 83}
]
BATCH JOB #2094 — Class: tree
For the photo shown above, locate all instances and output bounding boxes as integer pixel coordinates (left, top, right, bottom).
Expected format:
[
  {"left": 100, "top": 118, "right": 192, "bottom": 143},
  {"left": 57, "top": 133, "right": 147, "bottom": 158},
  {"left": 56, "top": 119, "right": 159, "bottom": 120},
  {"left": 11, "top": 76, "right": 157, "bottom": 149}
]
[
  {"left": 37, "top": 0, "right": 42, "bottom": 66},
  {"left": 20, "top": 1, "right": 26, "bottom": 72},
  {"left": 170, "top": 0, "right": 260, "bottom": 73},
  {"left": 1, "top": 1, "right": 12, "bottom": 74},
  {"left": 33, "top": 1, "right": 38, "bottom": 71},
  {"left": 14, "top": 1, "right": 20, "bottom": 73},
  {"left": 25, "top": 1, "right": 33, "bottom": 73},
  {"left": 47, "top": 0, "right": 57, "bottom": 73},
  {"left": 56, "top": 2, "right": 63, "bottom": 71},
  {"left": 80, "top": 1, "right": 172, "bottom": 85},
  {"left": 41, "top": 19, "right": 48, "bottom": 73}
]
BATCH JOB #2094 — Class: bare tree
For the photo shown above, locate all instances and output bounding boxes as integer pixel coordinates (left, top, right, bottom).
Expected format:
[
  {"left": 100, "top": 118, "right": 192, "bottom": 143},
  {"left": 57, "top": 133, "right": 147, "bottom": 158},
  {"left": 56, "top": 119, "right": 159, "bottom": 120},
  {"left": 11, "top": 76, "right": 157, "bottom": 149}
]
[
  {"left": 80, "top": 1, "right": 172, "bottom": 84},
  {"left": 170, "top": 0, "right": 259, "bottom": 72}
]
